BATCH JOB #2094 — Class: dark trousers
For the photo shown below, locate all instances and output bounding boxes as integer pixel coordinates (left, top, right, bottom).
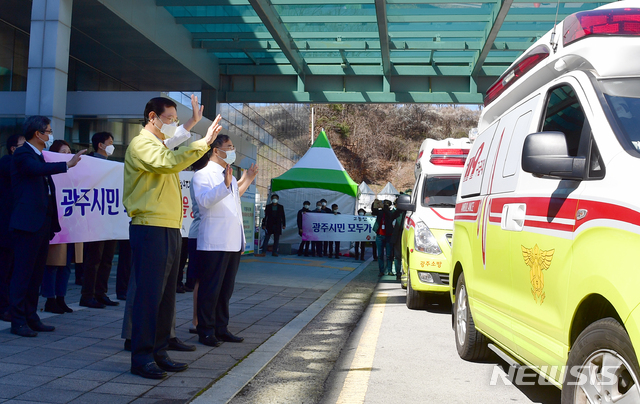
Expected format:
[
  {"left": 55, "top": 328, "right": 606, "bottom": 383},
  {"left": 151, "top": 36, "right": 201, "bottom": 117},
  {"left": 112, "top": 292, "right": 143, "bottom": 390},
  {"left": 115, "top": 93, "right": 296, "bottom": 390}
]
[
  {"left": 197, "top": 250, "right": 241, "bottom": 336},
  {"left": 261, "top": 232, "right": 280, "bottom": 255},
  {"left": 10, "top": 221, "right": 51, "bottom": 327},
  {"left": 186, "top": 238, "right": 201, "bottom": 286},
  {"left": 82, "top": 240, "right": 117, "bottom": 300},
  {"left": 354, "top": 242, "right": 365, "bottom": 260},
  {"left": 116, "top": 240, "right": 132, "bottom": 297},
  {"left": 328, "top": 241, "right": 340, "bottom": 257},
  {"left": 323, "top": 241, "right": 329, "bottom": 255},
  {"left": 297, "top": 240, "right": 310, "bottom": 256},
  {"left": 177, "top": 237, "right": 188, "bottom": 287},
  {"left": 129, "top": 225, "right": 180, "bottom": 368},
  {"left": 311, "top": 241, "right": 323, "bottom": 257},
  {"left": 0, "top": 245, "right": 14, "bottom": 313}
]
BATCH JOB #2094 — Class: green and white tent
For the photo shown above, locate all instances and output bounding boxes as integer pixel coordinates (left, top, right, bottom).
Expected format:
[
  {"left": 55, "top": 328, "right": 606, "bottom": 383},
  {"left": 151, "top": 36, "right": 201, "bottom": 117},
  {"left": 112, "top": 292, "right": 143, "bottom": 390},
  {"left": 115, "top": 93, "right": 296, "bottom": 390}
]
[{"left": 269, "top": 130, "right": 359, "bottom": 246}]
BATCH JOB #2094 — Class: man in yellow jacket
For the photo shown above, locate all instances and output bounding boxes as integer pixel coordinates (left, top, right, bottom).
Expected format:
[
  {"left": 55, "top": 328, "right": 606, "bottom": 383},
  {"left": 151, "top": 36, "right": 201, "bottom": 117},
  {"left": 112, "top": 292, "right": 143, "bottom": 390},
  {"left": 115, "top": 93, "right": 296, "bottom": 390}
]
[{"left": 124, "top": 95, "right": 222, "bottom": 379}]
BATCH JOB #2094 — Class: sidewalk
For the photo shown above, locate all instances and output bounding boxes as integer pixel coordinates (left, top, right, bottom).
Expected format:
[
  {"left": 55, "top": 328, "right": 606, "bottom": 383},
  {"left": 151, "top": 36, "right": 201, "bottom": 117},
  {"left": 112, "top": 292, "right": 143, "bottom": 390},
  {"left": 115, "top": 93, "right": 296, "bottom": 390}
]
[{"left": 0, "top": 254, "right": 368, "bottom": 404}]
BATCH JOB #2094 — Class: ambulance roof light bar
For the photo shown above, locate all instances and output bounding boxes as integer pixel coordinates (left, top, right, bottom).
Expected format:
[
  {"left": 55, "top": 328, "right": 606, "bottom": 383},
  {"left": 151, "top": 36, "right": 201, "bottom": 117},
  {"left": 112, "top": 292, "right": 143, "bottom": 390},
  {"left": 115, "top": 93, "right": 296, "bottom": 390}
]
[
  {"left": 430, "top": 148, "right": 470, "bottom": 167},
  {"left": 483, "top": 45, "right": 550, "bottom": 107},
  {"left": 563, "top": 8, "right": 640, "bottom": 46}
]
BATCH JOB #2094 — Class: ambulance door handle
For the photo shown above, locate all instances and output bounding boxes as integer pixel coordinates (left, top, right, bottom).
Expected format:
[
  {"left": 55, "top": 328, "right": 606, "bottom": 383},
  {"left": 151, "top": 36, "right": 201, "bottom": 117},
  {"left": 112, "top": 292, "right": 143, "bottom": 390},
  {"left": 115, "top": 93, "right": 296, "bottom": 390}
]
[{"left": 501, "top": 203, "right": 526, "bottom": 232}]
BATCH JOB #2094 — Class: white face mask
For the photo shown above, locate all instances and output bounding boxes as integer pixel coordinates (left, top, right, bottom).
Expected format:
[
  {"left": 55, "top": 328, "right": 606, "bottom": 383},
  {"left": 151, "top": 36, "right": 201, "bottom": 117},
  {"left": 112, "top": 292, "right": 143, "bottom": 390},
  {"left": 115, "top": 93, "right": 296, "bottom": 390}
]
[
  {"left": 272, "top": 199, "right": 278, "bottom": 204},
  {"left": 322, "top": 202, "right": 327, "bottom": 207},
  {"left": 316, "top": 206, "right": 322, "bottom": 211},
  {"left": 154, "top": 117, "right": 178, "bottom": 139},
  {"left": 358, "top": 212, "right": 365, "bottom": 216},
  {"left": 303, "top": 204, "right": 310, "bottom": 209},
  {"left": 41, "top": 132, "right": 54, "bottom": 149},
  {"left": 105, "top": 144, "right": 115, "bottom": 156},
  {"left": 218, "top": 149, "right": 236, "bottom": 165}
]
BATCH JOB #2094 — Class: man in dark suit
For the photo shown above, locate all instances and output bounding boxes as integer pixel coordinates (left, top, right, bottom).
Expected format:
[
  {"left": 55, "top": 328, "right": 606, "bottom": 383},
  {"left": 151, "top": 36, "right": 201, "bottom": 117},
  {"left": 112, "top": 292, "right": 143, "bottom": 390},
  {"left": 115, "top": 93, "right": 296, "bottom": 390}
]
[
  {"left": 9, "top": 116, "right": 84, "bottom": 337},
  {"left": 0, "top": 134, "right": 25, "bottom": 322},
  {"left": 261, "top": 194, "right": 286, "bottom": 256}
]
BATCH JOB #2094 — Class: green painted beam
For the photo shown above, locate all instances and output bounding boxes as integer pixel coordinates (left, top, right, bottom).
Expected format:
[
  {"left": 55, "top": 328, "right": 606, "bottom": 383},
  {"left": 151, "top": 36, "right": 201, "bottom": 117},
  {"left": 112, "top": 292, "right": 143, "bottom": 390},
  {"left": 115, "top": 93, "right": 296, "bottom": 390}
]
[
  {"left": 375, "top": 0, "right": 391, "bottom": 76},
  {"left": 218, "top": 63, "right": 509, "bottom": 76},
  {"left": 472, "top": 0, "right": 514, "bottom": 77},
  {"left": 196, "top": 38, "right": 531, "bottom": 52},
  {"left": 248, "top": 0, "right": 308, "bottom": 78},
  {"left": 191, "top": 30, "right": 547, "bottom": 41},
  {"left": 221, "top": 90, "right": 485, "bottom": 104},
  {"left": 159, "top": 0, "right": 608, "bottom": 5},
  {"left": 177, "top": 14, "right": 507, "bottom": 24}
]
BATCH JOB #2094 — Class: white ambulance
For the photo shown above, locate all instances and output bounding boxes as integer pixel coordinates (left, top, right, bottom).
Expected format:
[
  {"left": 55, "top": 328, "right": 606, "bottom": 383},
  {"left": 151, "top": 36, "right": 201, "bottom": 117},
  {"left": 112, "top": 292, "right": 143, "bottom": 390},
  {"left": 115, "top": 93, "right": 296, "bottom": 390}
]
[
  {"left": 449, "top": 1, "right": 640, "bottom": 401},
  {"left": 400, "top": 137, "right": 471, "bottom": 309}
]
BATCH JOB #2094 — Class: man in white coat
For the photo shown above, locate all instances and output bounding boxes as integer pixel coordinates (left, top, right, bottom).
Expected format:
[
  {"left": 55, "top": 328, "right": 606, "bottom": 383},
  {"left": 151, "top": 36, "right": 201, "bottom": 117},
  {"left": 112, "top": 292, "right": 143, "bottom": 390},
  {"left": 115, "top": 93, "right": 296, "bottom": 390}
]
[{"left": 193, "top": 134, "right": 258, "bottom": 346}]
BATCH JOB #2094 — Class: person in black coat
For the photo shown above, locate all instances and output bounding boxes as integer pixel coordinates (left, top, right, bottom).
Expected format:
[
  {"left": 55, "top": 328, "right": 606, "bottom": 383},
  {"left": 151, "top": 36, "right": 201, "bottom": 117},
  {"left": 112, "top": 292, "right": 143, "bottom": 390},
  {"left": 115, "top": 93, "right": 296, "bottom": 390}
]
[
  {"left": 261, "top": 194, "right": 286, "bottom": 256},
  {"left": 311, "top": 201, "right": 324, "bottom": 257},
  {"left": 329, "top": 204, "right": 341, "bottom": 258},
  {"left": 9, "top": 116, "right": 85, "bottom": 337},
  {"left": 0, "top": 134, "right": 25, "bottom": 322},
  {"left": 320, "top": 198, "right": 332, "bottom": 256},
  {"left": 372, "top": 199, "right": 400, "bottom": 276},
  {"left": 297, "top": 201, "right": 311, "bottom": 256},
  {"left": 390, "top": 197, "right": 407, "bottom": 280}
]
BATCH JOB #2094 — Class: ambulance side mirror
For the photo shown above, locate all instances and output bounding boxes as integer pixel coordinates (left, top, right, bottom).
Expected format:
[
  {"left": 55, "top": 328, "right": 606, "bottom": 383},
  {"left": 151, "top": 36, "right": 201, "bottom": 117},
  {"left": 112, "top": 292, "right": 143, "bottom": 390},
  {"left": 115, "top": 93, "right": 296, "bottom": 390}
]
[
  {"left": 395, "top": 194, "right": 415, "bottom": 212},
  {"left": 522, "top": 132, "right": 586, "bottom": 181}
]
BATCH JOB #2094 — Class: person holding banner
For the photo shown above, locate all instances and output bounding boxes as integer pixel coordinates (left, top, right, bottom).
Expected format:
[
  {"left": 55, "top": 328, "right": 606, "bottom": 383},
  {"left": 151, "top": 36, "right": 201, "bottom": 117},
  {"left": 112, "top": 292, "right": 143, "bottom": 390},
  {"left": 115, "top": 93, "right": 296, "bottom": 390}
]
[
  {"left": 9, "top": 116, "right": 85, "bottom": 337},
  {"left": 311, "top": 201, "right": 324, "bottom": 257},
  {"left": 328, "top": 204, "right": 341, "bottom": 258},
  {"left": 296, "top": 201, "right": 311, "bottom": 257},
  {"left": 353, "top": 208, "right": 367, "bottom": 261},
  {"left": 194, "top": 134, "right": 258, "bottom": 347},
  {"left": 123, "top": 95, "right": 222, "bottom": 379}
]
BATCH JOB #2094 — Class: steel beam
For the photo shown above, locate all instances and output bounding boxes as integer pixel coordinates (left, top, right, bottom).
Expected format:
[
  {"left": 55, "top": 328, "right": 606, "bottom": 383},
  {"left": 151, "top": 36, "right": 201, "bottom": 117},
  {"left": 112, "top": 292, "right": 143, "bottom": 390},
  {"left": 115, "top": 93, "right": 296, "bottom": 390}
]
[
  {"left": 247, "top": 0, "right": 308, "bottom": 79},
  {"left": 191, "top": 30, "right": 548, "bottom": 40},
  {"left": 374, "top": 0, "right": 391, "bottom": 76},
  {"left": 471, "top": 0, "right": 513, "bottom": 77},
  {"left": 221, "top": 90, "right": 485, "bottom": 104}
]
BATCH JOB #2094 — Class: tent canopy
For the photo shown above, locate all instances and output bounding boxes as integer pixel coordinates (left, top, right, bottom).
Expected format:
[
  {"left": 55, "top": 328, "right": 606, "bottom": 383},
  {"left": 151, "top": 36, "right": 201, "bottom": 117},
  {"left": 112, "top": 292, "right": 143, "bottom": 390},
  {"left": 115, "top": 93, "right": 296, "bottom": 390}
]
[
  {"left": 378, "top": 182, "right": 400, "bottom": 199},
  {"left": 271, "top": 130, "right": 358, "bottom": 198},
  {"left": 359, "top": 181, "right": 375, "bottom": 196}
]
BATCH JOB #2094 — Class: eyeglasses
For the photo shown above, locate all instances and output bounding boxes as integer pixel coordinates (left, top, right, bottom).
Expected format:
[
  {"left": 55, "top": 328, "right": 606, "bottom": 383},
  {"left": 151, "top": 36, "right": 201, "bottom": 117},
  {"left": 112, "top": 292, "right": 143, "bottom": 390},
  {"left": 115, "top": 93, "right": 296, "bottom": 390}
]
[
  {"left": 218, "top": 145, "right": 235, "bottom": 151},
  {"left": 159, "top": 114, "right": 179, "bottom": 125},
  {"left": 39, "top": 129, "right": 53, "bottom": 135}
]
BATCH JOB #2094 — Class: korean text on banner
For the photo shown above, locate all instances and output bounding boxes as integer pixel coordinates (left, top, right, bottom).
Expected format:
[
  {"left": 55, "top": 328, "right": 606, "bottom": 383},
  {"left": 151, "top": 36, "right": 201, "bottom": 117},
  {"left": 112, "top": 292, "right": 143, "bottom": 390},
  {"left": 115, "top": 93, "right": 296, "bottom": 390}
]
[
  {"left": 45, "top": 151, "right": 130, "bottom": 244},
  {"left": 301, "top": 212, "right": 376, "bottom": 242},
  {"left": 179, "top": 171, "right": 194, "bottom": 238}
]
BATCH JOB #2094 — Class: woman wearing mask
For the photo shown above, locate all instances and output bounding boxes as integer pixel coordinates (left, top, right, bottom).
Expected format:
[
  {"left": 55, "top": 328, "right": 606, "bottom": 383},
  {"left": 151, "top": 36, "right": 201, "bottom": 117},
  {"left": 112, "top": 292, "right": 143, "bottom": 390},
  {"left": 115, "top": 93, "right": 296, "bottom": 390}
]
[
  {"left": 42, "top": 140, "right": 80, "bottom": 313},
  {"left": 354, "top": 209, "right": 367, "bottom": 261}
]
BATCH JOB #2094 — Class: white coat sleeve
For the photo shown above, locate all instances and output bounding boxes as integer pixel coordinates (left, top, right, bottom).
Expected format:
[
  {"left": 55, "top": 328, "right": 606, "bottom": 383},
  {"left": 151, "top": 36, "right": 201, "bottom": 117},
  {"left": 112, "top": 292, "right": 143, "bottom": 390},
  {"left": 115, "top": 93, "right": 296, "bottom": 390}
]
[
  {"left": 163, "top": 125, "right": 191, "bottom": 149},
  {"left": 193, "top": 169, "right": 232, "bottom": 209}
]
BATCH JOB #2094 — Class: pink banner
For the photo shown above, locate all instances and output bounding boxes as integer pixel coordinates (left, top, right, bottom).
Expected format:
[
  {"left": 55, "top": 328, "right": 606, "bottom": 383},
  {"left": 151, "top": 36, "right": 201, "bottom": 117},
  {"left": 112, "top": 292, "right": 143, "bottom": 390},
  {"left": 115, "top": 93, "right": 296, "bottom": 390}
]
[{"left": 301, "top": 212, "right": 376, "bottom": 242}]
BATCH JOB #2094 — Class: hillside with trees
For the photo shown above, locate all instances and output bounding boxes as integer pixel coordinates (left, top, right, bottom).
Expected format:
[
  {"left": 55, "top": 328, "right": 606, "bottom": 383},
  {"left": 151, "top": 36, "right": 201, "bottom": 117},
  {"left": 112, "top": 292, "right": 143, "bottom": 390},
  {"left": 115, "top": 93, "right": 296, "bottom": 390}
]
[{"left": 312, "top": 104, "right": 481, "bottom": 193}]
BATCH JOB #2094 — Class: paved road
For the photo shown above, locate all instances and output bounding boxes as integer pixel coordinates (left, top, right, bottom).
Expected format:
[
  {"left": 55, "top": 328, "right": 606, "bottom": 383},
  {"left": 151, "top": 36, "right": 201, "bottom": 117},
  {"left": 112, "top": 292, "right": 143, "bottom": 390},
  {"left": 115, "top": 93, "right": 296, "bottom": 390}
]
[{"left": 321, "top": 279, "right": 562, "bottom": 404}]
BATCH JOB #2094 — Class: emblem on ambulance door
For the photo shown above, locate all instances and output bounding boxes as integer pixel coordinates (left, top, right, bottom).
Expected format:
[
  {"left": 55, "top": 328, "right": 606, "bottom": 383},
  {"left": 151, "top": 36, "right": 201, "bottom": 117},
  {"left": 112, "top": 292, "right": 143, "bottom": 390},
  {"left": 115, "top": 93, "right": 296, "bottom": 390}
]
[{"left": 521, "top": 245, "right": 555, "bottom": 305}]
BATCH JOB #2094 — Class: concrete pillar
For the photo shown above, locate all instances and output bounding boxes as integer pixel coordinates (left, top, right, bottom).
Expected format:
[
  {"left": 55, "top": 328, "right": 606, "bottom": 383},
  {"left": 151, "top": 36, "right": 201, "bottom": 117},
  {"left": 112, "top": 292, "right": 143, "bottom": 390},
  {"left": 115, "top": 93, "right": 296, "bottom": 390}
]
[
  {"left": 25, "top": 0, "right": 73, "bottom": 137},
  {"left": 201, "top": 89, "right": 218, "bottom": 121}
]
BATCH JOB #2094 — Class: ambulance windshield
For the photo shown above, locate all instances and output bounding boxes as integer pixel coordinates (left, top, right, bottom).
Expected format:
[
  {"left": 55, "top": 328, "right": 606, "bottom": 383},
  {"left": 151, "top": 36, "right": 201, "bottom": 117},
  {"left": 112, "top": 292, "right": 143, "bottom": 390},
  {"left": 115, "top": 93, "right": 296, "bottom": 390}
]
[
  {"left": 600, "top": 78, "right": 640, "bottom": 152},
  {"left": 421, "top": 175, "right": 459, "bottom": 208}
]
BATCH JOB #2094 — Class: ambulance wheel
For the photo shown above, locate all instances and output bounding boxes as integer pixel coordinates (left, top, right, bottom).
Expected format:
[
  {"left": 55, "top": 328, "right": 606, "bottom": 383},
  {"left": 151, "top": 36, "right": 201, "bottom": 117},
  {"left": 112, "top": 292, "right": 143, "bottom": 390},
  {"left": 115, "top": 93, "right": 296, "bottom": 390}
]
[
  {"left": 454, "top": 273, "right": 489, "bottom": 361},
  {"left": 406, "top": 271, "right": 428, "bottom": 310},
  {"left": 562, "top": 318, "right": 640, "bottom": 404}
]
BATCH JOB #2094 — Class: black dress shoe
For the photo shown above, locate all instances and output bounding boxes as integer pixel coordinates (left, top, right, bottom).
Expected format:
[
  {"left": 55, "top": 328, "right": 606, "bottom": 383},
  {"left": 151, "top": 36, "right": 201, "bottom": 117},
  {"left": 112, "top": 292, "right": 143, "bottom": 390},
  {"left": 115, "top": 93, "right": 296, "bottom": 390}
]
[
  {"left": 189, "top": 327, "right": 197, "bottom": 334},
  {"left": 28, "top": 321, "right": 55, "bottom": 332},
  {"left": 168, "top": 337, "right": 196, "bottom": 352},
  {"left": 56, "top": 297, "right": 73, "bottom": 313},
  {"left": 44, "top": 298, "right": 65, "bottom": 314},
  {"left": 198, "top": 334, "right": 222, "bottom": 347},
  {"left": 176, "top": 285, "right": 186, "bottom": 294},
  {"left": 131, "top": 362, "right": 167, "bottom": 379},
  {"left": 0, "top": 312, "right": 10, "bottom": 322},
  {"left": 11, "top": 324, "right": 37, "bottom": 337},
  {"left": 96, "top": 296, "right": 119, "bottom": 306},
  {"left": 79, "top": 298, "right": 106, "bottom": 309},
  {"left": 124, "top": 339, "right": 131, "bottom": 352},
  {"left": 183, "top": 285, "right": 194, "bottom": 292},
  {"left": 155, "top": 357, "right": 188, "bottom": 372},
  {"left": 216, "top": 331, "right": 244, "bottom": 343},
  {"left": 117, "top": 294, "right": 127, "bottom": 301}
]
